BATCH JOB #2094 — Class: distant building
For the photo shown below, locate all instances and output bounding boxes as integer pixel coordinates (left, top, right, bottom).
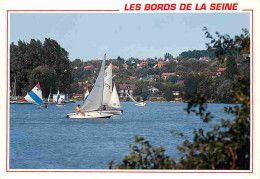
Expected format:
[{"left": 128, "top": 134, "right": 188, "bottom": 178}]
[
  {"left": 137, "top": 76, "right": 153, "bottom": 82},
  {"left": 119, "top": 84, "right": 136, "bottom": 99},
  {"left": 162, "top": 72, "right": 177, "bottom": 80},
  {"left": 112, "top": 66, "right": 119, "bottom": 69},
  {"left": 148, "top": 87, "right": 159, "bottom": 94},
  {"left": 153, "top": 63, "right": 162, "bottom": 69},
  {"left": 126, "top": 59, "right": 136, "bottom": 66},
  {"left": 128, "top": 76, "right": 136, "bottom": 80},
  {"left": 84, "top": 65, "right": 92, "bottom": 70},
  {"left": 199, "top": 57, "right": 211, "bottom": 62},
  {"left": 122, "top": 63, "right": 128, "bottom": 69},
  {"left": 176, "top": 80, "right": 184, "bottom": 84},
  {"left": 172, "top": 91, "right": 183, "bottom": 101},
  {"left": 217, "top": 67, "right": 226, "bottom": 75}
]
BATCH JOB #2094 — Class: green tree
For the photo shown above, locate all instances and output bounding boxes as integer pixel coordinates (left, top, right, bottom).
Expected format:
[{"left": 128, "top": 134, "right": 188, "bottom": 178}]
[
  {"left": 226, "top": 56, "right": 239, "bottom": 80},
  {"left": 28, "top": 65, "right": 57, "bottom": 97},
  {"left": 164, "top": 87, "right": 173, "bottom": 101}
]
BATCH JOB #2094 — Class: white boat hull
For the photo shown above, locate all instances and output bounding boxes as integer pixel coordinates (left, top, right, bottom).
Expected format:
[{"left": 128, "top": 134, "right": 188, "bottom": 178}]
[
  {"left": 102, "top": 109, "right": 123, "bottom": 115},
  {"left": 135, "top": 102, "right": 146, "bottom": 106},
  {"left": 66, "top": 111, "right": 113, "bottom": 119}
]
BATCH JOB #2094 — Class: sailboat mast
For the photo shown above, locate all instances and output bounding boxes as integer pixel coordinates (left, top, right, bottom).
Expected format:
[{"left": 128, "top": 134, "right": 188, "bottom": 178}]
[
  {"left": 14, "top": 78, "right": 16, "bottom": 97},
  {"left": 100, "top": 54, "right": 106, "bottom": 113}
]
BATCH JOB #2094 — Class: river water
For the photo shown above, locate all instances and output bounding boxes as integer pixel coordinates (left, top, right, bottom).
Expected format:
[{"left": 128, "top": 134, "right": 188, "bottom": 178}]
[{"left": 9, "top": 102, "right": 234, "bottom": 169}]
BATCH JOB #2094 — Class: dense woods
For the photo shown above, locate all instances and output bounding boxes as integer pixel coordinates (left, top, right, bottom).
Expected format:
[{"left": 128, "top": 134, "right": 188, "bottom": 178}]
[{"left": 10, "top": 38, "right": 73, "bottom": 97}]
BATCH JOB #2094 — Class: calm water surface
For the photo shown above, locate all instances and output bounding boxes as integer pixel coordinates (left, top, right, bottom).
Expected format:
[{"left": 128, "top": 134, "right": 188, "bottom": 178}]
[{"left": 10, "top": 102, "right": 234, "bottom": 169}]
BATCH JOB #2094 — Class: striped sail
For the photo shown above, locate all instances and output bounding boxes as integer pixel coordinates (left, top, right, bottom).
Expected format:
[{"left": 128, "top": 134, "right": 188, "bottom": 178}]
[
  {"left": 84, "top": 87, "right": 89, "bottom": 102},
  {"left": 22, "top": 82, "right": 44, "bottom": 106},
  {"left": 57, "top": 90, "right": 61, "bottom": 104}
]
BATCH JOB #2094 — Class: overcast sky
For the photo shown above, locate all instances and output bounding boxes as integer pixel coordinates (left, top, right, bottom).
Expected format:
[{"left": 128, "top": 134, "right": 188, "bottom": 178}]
[{"left": 10, "top": 13, "right": 250, "bottom": 61}]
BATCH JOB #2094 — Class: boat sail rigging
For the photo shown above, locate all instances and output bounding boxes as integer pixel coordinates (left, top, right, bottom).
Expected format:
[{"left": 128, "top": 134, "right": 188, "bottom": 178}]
[
  {"left": 108, "top": 84, "right": 121, "bottom": 109},
  {"left": 103, "top": 63, "right": 113, "bottom": 105},
  {"left": 22, "top": 82, "right": 44, "bottom": 106},
  {"left": 81, "top": 54, "right": 106, "bottom": 112},
  {"left": 67, "top": 54, "right": 113, "bottom": 119}
]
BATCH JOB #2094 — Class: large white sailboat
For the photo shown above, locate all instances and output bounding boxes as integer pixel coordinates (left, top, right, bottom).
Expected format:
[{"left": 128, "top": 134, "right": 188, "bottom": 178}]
[{"left": 66, "top": 54, "right": 113, "bottom": 119}]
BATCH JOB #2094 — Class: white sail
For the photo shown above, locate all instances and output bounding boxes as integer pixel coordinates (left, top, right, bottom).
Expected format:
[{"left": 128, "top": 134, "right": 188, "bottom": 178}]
[
  {"left": 22, "top": 82, "right": 44, "bottom": 106},
  {"left": 108, "top": 84, "right": 121, "bottom": 109},
  {"left": 81, "top": 54, "right": 106, "bottom": 112},
  {"left": 48, "top": 87, "right": 52, "bottom": 102},
  {"left": 103, "top": 63, "right": 113, "bottom": 105},
  {"left": 127, "top": 93, "right": 136, "bottom": 103}
]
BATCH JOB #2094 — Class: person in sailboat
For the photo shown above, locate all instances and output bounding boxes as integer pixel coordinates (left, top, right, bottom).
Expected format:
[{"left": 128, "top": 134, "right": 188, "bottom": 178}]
[
  {"left": 75, "top": 104, "right": 81, "bottom": 114},
  {"left": 103, "top": 105, "right": 106, "bottom": 110}
]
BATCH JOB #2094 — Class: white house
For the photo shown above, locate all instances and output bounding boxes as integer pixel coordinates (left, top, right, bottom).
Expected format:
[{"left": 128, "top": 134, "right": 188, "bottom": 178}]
[{"left": 147, "top": 87, "right": 159, "bottom": 94}]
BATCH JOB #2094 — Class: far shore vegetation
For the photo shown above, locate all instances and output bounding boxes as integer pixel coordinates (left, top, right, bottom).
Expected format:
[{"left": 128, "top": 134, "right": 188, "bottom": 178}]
[{"left": 10, "top": 28, "right": 248, "bottom": 104}]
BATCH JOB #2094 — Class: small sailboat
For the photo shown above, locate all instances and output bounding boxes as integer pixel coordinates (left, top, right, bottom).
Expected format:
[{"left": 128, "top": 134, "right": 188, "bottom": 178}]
[
  {"left": 47, "top": 87, "right": 52, "bottom": 103},
  {"left": 66, "top": 54, "right": 113, "bottom": 119},
  {"left": 103, "top": 84, "right": 123, "bottom": 115},
  {"left": 101, "top": 63, "right": 123, "bottom": 115},
  {"left": 22, "top": 82, "right": 45, "bottom": 108},
  {"left": 127, "top": 93, "right": 146, "bottom": 106},
  {"left": 56, "top": 90, "right": 66, "bottom": 107}
]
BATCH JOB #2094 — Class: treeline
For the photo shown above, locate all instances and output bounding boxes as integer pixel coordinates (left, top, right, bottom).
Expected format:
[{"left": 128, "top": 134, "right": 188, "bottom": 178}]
[
  {"left": 178, "top": 49, "right": 215, "bottom": 59},
  {"left": 10, "top": 38, "right": 73, "bottom": 97}
]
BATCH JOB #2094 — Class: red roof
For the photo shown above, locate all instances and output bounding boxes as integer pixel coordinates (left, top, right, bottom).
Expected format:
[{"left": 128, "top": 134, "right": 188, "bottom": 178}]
[
  {"left": 217, "top": 68, "right": 226, "bottom": 72},
  {"left": 139, "top": 62, "right": 147, "bottom": 66},
  {"left": 159, "top": 61, "right": 168, "bottom": 64},
  {"left": 84, "top": 65, "right": 92, "bottom": 69},
  {"left": 176, "top": 80, "right": 184, "bottom": 84},
  {"left": 129, "top": 76, "right": 136, "bottom": 80},
  {"left": 112, "top": 66, "right": 119, "bottom": 69}
]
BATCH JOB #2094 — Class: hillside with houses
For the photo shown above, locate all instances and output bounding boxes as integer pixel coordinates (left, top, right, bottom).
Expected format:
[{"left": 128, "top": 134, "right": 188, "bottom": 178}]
[
  {"left": 10, "top": 38, "right": 249, "bottom": 104},
  {"left": 69, "top": 51, "right": 249, "bottom": 103}
]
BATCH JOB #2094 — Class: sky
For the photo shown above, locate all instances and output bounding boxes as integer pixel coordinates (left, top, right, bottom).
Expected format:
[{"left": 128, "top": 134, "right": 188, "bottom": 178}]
[{"left": 10, "top": 13, "right": 250, "bottom": 61}]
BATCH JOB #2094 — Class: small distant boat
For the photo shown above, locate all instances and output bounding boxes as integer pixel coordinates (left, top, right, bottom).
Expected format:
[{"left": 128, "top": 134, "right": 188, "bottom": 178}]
[
  {"left": 56, "top": 90, "right": 66, "bottom": 107},
  {"left": 22, "top": 82, "right": 45, "bottom": 108},
  {"left": 47, "top": 86, "right": 52, "bottom": 103},
  {"left": 66, "top": 54, "right": 113, "bottom": 119},
  {"left": 127, "top": 93, "right": 147, "bottom": 107},
  {"left": 135, "top": 101, "right": 147, "bottom": 106}
]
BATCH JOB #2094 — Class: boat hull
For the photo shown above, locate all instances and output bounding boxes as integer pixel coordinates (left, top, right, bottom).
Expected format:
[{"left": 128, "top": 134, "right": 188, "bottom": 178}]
[
  {"left": 66, "top": 111, "right": 113, "bottom": 119},
  {"left": 102, "top": 109, "right": 123, "bottom": 115},
  {"left": 135, "top": 102, "right": 146, "bottom": 106},
  {"left": 56, "top": 104, "right": 66, "bottom": 107}
]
